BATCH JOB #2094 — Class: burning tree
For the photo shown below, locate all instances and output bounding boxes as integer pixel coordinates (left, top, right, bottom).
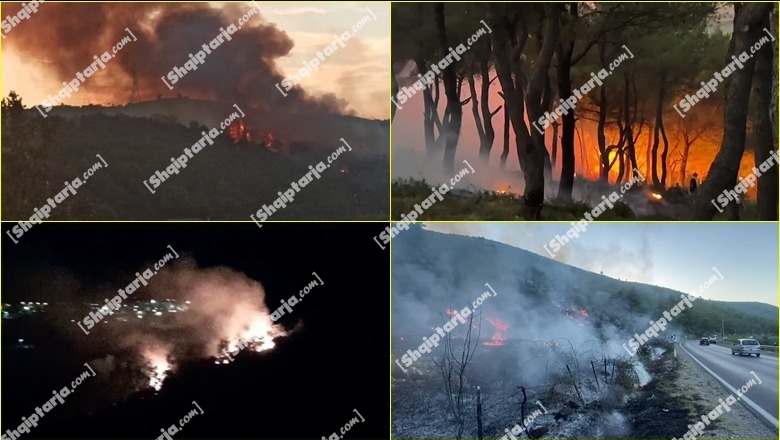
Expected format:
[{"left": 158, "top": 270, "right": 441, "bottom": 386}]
[
  {"left": 228, "top": 118, "right": 251, "bottom": 144},
  {"left": 433, "top": 310, "right": 481, "bottom": 439}
]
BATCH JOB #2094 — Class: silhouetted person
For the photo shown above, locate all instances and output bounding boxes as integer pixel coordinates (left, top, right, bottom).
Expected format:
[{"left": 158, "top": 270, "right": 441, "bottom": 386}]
[{"left": 689, "top": 172, "right": 700, "bottom": 193}]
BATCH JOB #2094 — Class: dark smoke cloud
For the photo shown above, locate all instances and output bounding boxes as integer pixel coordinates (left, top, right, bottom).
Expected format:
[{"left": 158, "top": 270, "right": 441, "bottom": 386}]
[{"left": 3, "top": 2, "right": 351, "bottom": 115}]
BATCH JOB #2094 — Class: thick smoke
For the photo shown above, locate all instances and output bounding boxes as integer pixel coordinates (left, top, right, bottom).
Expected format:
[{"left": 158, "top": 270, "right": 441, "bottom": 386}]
[
  {"left": 3, "top": 2, "right": 350, "bottom": 115},
  {"left": 391, "top": 227, "right": 670, "bottom": 387},
  {"left": 115, "top": 257, "right": 287, "bottom": 362},
  {"left": 29, "top": 256, "right": 289, "bottom": 394}
]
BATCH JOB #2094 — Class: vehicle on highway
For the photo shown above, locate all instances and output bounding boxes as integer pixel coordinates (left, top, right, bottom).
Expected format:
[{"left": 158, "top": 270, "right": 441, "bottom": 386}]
[
  {"left": 731, "top": 338, "right": 761, "bottom": 357},
  {"left": 700, "top": 337, "right": 710, "bottom": 346},
  {"left": 709, "top": 336, "right": 717, "bottom": 344}
]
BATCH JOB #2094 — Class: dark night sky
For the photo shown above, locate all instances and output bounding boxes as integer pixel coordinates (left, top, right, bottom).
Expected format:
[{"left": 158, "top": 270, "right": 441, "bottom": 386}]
[{"left": 2, "top": 222, "right": 389, "bottom": 439}]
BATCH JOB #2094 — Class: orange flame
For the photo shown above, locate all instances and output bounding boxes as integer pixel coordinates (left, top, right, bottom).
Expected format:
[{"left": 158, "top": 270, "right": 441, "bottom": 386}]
[
  {"left": 486, "top": 316, "right": 508, "bottom": 331},
  {"left": 651, "top": 192, "right": 662, "bottom": 200},
  {"left": 142, "top": 346, "right": 171, "bottom": 391},
  {"left": 483, "top": 316, "right": 508, "bottom": 346},
  {"left": 264, "top": 132, "right": 281, "bottom": 152},
  {"left": 228, "top": 118, "right": 252, "bottom": 144}
]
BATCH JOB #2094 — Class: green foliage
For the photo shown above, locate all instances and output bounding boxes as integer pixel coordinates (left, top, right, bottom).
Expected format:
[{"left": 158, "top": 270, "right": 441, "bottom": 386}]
[
  {"left": 615, "top": 358, "right": 639, "bottom": 389},
  {"left": 2, "top": 93, "right": 389, "bottom": 220},
  {"left": 392, "top": 178, "right": 638, "bottom": 220},
  {"left": 636, "top": 344, "right": 652, "bottom": 363}
]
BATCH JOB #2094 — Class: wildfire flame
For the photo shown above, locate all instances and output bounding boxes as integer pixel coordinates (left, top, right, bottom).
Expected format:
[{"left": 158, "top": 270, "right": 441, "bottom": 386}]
[
  {"left": 650, "top": 192, "right": 663, "bottom": 200},
  {"left": 494, "top": 182, "right": 512, "bottom": 195},
  {"left": 216, "top": 312, "right": 286, "bottom": 362},
  {"left": 264, "top": 132, "right": 278, "bottom": 152},
  {"left": 486, "top": 316, "right": 508, "bottom": 331},
  {"left": 228, "top": 118, "right": 251, "bottom": 144},
  {"left": 142, "top": 346, "right": 171, "bottom": 391},
  {"left": 483, "top": 316, "right": 508, "bottom": 347},
  {"left": 553, "top": 301, "right": 588, "bottom": 328}
]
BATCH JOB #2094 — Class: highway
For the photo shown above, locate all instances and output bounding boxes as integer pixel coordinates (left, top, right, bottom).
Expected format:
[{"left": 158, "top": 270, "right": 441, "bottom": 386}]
[{"left": 679, "top": 340, "right": 778, "bottom": 429}]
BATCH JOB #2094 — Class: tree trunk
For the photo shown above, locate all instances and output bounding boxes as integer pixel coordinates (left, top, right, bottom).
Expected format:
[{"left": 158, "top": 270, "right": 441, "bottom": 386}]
[
  {"left": 645, "top": 126, "right": 652, "bottom": 179},
  {"left": 660, "top": 114, "right": 669, "bottom": 187},
  {"left": 617, "top": 149, "right": 626, "bottom": 184},
  {"left": 479, "top": 57, "right": 498, "bottom": 164},
  {"left": 556, "top": 4, "right": 577, "bottom": 201},
  {"left": 469, "top": 54, "right": 501, "bottom": 166},
  {"left": 597, "top": 82, "right": 608, "bottom": 182},
  {"left": 540, "top": 77, "right": 554, "bottom": 182},
  {"left": 651, "top": 71, "right": 667, "bottom": 186},
  {"left": 753, "top": 12, "right": 778, "bottom": 220},
  {"left": 680, "top": 134, "right": 691, "bottom": 184},
  {"left": 625, "top": 72, "right": 639, "bottom": 179},
  {"left": 520, "top": 5, "right": 560, "bottom": 217},
  {"left": 597, "top": 41, "right": 609, "bottom": 182},
  {"left": 468, "top": 75, "right": 488, "bottom": 164},
  {"left": 434, "top": 3, "right": 463, "bottom": 172},
  {"left": 500, "top": 103, "right": 510, "bottom": 169},
  {"left": 557, "top": 51, "right": 576, "bottom": 200},
  {"left": 551, "top": 121, "right": 559, "bottom": 171},
  {"left": 489, "top": 4, "right": 559, "bottom": 218},
  {"left": 692, "top": 3, "right": 771, "bottom": 219},
  {"left": 419, "top": 59, "right": 442, "bottom": 159}
]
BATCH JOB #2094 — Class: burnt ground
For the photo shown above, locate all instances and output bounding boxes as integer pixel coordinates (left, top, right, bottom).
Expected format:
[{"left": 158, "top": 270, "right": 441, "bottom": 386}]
[
  {"left": 624, "top": 350, "right": 695, "bottom": 437},
  {"left": 392, "top": 343, "right": 776, "bottom": 439},
  {"left": 626, "top": 346, "right": 776, "bottom": 439}
]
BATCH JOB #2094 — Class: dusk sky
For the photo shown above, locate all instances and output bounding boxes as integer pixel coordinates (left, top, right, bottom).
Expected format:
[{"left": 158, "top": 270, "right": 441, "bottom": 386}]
[
  {"left": 1, "top": 2, "right": 389, "bottom": 120},
  {"left": 424, "top": 223, "right": 778, "bottom": 306}
]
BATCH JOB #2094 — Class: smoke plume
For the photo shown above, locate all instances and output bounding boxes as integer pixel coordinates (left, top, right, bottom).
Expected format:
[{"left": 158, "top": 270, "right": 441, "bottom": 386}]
[{"left": 3, "top": 2, "right": 350, "bottom": 115}]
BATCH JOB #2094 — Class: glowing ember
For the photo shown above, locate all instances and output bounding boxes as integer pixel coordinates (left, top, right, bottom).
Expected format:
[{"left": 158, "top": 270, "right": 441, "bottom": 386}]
[
  {"left": 650, "top": 192, "right": 662, "bottom": 200},
  {"left": 484, "top": 332, "right": 506, "bottom": 346},
  {"left": 264, "top": 132, "right": 280, "bottom": 152},
  {"left": 483, "top": 316, "right": 508, "bottom": 346},
  {"left": 580, "top": 309, "right": 589, "bottom": 317},
  {"left": 339, "top": 167, "right": 349, "bottom": 174}
]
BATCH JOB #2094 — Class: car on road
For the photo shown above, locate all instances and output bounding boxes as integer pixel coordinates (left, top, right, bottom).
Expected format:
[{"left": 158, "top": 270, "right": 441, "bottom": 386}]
[
  {"left": 731, "top": 338, "right": 761, "bottom": 357},
  {"left": 700, "top": 337, "right": 710, "bottom": 346},
  {"left": 709, "top": 336, "right": 717, "bottom": 344}
]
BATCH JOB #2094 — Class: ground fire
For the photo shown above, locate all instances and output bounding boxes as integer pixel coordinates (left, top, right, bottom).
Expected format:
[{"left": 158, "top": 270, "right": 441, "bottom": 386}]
[{"left": 483, "top": 316, "right": 508, "bottom": 346}]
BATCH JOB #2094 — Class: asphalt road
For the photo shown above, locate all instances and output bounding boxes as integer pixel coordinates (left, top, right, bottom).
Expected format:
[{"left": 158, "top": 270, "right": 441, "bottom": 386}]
[{"left": 679, "top": 340, "right": 778, "bottom": 429}]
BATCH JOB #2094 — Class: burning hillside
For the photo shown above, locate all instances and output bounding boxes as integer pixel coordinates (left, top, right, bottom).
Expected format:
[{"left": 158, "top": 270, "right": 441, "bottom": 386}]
[
  {"left": 390, "top": 226, "right": 728, "bottom": 438},
  {"left": 83, "top": 257, "right": 293, "bottom": 394}
]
